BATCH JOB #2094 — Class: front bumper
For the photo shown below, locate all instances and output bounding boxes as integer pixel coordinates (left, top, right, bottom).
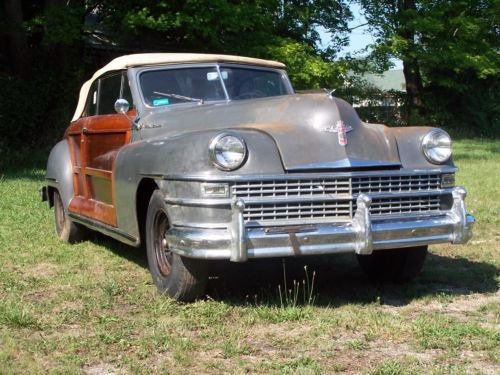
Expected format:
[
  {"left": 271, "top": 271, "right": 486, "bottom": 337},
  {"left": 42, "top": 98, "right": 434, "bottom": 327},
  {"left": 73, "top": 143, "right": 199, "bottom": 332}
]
[{"left": 165, "top": 187, "right": 474, "bottom": 262}]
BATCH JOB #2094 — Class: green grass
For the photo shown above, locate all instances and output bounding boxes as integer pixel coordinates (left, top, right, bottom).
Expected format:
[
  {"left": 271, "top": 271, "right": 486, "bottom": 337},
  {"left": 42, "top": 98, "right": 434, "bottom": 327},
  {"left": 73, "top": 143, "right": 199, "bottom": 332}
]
[{"left": 0, "top": 139, "right": 499, "bottom": 374}]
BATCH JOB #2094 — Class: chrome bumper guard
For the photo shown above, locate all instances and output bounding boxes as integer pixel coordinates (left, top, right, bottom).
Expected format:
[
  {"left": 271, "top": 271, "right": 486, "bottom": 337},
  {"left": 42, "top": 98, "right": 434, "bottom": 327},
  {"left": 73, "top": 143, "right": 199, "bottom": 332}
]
[{"left": 166, "top": 187, "right": 474, "bottom": 262}]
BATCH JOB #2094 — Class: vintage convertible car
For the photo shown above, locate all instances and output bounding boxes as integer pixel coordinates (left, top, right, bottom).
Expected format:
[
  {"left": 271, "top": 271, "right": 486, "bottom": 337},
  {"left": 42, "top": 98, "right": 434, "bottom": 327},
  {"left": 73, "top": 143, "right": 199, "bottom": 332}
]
[{"left": 41, "top": 53, "right": 474, "bottom": 301}]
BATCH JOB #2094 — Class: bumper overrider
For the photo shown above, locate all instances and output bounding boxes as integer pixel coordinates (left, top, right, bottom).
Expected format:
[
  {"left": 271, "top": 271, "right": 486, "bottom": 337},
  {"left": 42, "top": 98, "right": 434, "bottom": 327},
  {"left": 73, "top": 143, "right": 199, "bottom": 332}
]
[{"left": 165, "top": 187, "right": 474, "bottom": 262}]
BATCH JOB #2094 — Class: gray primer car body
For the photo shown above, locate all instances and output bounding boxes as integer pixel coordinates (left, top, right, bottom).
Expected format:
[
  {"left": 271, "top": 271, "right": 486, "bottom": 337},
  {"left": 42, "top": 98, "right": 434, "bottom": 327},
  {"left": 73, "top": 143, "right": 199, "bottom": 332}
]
[{"left": 42, "top": 54, "right": 474, "bottom": 299}]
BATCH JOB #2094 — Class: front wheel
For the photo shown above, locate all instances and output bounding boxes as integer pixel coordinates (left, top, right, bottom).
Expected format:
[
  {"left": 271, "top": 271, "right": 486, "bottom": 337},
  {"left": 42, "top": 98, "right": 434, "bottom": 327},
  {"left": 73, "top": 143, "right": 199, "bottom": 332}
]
[
  {"left": 145, "top": 190, "right": 208, "bottom": 301},
  {"left": 357, "top": 246, "right": 428, "bottom": 283}
]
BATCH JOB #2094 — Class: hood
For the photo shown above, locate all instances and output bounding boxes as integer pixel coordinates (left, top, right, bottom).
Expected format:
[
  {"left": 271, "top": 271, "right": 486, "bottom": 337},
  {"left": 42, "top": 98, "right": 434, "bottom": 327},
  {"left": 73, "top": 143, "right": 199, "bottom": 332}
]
[{"left": 140, "top": 93, "right": 400, "bottom": 171}]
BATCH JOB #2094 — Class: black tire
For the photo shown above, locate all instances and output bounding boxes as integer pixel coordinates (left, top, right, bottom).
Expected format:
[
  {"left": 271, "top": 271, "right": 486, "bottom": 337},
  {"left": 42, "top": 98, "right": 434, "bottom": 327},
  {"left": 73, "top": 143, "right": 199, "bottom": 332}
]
[
  {"left": 53, "top": 190, "right": 85, "bottom": 243},
  {"left": 357, "top": 246, "right": 428, "bottom": 283},
  {"left": 145, "top": 190, "right": 208, "bottom": 301}
]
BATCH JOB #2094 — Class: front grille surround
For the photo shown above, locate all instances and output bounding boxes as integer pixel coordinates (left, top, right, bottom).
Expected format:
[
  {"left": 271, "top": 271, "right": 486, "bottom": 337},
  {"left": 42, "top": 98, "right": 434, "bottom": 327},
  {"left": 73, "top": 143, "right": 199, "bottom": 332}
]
[{"left": 231, "top": 172, "right": 449, "bottom": 224}]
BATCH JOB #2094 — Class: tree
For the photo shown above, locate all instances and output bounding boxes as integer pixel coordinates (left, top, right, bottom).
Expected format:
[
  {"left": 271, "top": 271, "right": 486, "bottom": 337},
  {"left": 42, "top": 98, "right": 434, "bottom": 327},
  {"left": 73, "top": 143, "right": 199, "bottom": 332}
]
[
  {"left": 356, "top": 0, "right": 499, "bottom": 133},
  {"left": 3, "top": 0, "right": 29, "bottom": 75},
  {"left": 95, "top": 0, "right": 352, "bottom": 88},
  {"left": 0, "top": 0, "right": 354, "bottom": 156}
]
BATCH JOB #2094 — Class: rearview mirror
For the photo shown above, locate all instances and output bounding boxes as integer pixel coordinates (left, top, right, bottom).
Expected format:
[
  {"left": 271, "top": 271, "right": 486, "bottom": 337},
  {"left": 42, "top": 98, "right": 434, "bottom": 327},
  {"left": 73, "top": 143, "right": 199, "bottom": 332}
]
[
  {"left": 114, "top": 98, "right": 130, "bottom": 114},
  {"left": 207, "top": 71, "right": 228, "bottom": 81}
]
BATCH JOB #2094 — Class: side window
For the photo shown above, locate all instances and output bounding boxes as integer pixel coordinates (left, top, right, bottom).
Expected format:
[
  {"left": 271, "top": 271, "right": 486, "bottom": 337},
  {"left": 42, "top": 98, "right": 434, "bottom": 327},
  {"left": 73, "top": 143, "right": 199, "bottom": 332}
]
[
  {"left": 83, "top": 81, "right": 98, "bottom": 117},
  {"left": 97, "top": 73, "right": 122, "bottom": 115}
]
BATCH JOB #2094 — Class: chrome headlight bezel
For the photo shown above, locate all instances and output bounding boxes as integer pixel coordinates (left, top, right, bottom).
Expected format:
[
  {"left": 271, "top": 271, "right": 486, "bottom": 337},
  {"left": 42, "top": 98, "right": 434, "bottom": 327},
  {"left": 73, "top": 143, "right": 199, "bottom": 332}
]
[
  {"left": 209, "top": 133, "right": 247, "bottom": 171},
  {"left": 421, "top": 129, "right": 452, "bottom": 164}
]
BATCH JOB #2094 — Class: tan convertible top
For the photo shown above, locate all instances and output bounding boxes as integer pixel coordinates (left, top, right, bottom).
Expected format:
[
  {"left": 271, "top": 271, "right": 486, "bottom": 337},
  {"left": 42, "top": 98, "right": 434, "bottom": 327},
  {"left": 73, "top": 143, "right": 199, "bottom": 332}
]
[{"left": 71, "top": 53, "right": 286, "bottom": 121}]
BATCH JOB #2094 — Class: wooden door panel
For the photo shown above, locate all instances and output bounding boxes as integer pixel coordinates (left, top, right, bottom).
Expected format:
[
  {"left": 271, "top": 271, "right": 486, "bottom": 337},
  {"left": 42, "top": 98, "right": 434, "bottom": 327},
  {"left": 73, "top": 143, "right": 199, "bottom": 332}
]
[
  {"left": 86, "top": 133, "right": 126, "bottom": 170},
  {"left": 66, "top": 114, "right": 130, "bottom": 227}
]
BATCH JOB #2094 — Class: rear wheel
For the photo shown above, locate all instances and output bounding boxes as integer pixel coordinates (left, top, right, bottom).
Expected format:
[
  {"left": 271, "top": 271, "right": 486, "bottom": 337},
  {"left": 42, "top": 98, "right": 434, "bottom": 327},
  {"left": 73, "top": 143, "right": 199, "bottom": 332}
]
[
  {"left": 357, "top": 246, "right": 428, "bottom": 283},
  {"left": 145, "top": 190, "right": 208, "bottom": 301},
  {"left": 53, "top": 190, "right": 85, "bottom": 243}
]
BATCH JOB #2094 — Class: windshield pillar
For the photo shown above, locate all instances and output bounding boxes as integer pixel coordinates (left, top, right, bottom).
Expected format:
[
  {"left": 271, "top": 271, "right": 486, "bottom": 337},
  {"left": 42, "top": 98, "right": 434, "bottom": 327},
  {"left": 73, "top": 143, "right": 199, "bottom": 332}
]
[{"left": 216, "top": 64, "right": 230, "bottom": 102}]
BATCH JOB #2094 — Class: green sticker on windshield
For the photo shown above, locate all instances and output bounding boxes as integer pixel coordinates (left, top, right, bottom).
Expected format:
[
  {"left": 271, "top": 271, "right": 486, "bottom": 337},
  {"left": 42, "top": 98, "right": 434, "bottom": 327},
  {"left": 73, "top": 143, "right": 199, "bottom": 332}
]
[{"left": 153, "top": 98, "right": 170, "bottom": 106}]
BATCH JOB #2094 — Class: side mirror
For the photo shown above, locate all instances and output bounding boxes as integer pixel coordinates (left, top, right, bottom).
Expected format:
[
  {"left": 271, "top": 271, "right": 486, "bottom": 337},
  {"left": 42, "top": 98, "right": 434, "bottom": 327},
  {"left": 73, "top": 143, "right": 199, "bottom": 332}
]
[{"left": 114, "top": 98, "right": 130, "bottom": 114}]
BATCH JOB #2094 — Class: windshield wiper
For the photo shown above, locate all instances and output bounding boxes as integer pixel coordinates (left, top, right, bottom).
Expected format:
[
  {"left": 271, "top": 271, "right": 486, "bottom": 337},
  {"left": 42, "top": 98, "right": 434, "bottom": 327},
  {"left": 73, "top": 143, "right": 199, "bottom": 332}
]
[{"left": 153, "top": 91, "right": 204, "bottom": 104}]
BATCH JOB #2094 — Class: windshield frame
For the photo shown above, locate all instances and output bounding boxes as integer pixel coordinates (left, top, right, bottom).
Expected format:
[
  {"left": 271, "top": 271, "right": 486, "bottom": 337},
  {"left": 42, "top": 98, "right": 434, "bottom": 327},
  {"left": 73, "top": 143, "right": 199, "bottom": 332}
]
[{"left": 134, "top": 63, "right": 293, "bottom": 110}]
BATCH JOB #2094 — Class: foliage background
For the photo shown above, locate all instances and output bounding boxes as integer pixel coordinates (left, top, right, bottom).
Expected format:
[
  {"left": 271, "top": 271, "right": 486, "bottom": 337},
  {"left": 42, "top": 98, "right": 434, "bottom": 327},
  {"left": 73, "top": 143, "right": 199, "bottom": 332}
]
[{"left": 0, "top": 0, "right": 498, "bottom": 166}]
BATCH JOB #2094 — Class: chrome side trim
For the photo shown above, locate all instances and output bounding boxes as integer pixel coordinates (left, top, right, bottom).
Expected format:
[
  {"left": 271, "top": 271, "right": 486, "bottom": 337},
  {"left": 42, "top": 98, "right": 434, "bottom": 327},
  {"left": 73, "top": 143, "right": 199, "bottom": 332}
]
[
  {"left": 165, "top": 197, "right": 231, "bottom": 206},
  {"left": 68, "top": 213, "right": 140, "bottom": 247}
]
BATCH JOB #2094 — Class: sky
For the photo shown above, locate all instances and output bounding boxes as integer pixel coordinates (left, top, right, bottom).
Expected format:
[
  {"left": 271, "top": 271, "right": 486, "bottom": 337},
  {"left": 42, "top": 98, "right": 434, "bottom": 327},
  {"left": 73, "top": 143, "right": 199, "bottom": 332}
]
[{"left": 319, "top": 3, "right": 403, "bottom": 70}]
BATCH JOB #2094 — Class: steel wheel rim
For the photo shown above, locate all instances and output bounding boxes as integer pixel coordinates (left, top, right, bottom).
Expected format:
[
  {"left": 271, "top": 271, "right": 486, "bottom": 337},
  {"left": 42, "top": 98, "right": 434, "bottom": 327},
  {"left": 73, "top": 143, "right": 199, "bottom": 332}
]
[
  {"left": 153, "top": 209, "right": 172, "bottom": 277},
  {"left": 55, "top": 194, "right": 65, "bottom": 233}
]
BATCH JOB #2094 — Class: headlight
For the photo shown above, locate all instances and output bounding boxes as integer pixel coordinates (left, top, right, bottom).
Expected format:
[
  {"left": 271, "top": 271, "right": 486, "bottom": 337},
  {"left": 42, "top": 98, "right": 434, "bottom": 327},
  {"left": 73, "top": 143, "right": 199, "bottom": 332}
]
[
  {"left": 209, "top": 133, "right": 247, "bottom": 170},
  {"left": 421, "top": 129, "right": 452, "bottom": 164}
]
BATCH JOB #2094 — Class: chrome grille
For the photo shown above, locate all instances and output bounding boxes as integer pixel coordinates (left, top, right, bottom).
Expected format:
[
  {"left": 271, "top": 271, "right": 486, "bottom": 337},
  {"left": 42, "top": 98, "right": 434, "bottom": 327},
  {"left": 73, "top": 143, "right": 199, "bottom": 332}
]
[
  {"left": 243, "top": 201, "right": 351, "bottom": 222},
  {"left": 233, "top": 174, "right": 441, "bottom": 199},
  {"left": 367, "top": 196, "right": 441, "bottom": 216},
  {"left": 352, "top": 175, "right": 441, "bottom": 194},
  {"left": 232, "top": 173, "right": 446, "bottom": 223},
  {"left": 232, "top": 179, "right": 350, "bottom": 198}
]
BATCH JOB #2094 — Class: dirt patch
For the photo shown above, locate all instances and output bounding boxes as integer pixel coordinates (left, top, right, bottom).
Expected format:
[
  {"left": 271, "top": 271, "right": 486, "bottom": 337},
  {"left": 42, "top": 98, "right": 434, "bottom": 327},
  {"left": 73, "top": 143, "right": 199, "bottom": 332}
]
[
  {"left": 23, "top": 283, "right": 72, "bottom": 302},
  {"left": 25, "top": 262, "right": 59, "bottom": 279},
  {"left": 398, "top": 291, "right": 500, "bottom": 320},
  {"left": 83, "top": 363, "right": 119, "bottom": 375}
]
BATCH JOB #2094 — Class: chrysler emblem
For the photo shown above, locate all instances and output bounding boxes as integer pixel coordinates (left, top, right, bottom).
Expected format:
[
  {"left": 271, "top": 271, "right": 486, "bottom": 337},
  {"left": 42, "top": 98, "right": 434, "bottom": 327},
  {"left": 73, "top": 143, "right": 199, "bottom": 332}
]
[{"left": 322, "top": 120, "right": 353, "bottom": 146}]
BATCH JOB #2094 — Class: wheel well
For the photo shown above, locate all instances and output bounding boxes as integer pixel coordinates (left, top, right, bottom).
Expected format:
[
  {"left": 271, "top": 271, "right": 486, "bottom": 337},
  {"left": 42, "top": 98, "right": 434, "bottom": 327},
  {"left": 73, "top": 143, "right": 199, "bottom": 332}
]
[
  {"left": 136, "top": 178, "right": 158, "bottom": 246},
  {"left": 47, "top": 186, "right": 56, "bottom": 207}
]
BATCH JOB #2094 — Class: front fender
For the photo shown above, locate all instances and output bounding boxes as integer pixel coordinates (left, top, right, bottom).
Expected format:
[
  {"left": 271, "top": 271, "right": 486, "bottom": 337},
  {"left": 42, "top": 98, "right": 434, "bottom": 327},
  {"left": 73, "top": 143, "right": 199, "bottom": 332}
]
[
  {"left": 389, "top": 127, "right": 455, "bottom": 169},
  {"left": 113, "top": 128, "right": 284, "bottom": 237}
]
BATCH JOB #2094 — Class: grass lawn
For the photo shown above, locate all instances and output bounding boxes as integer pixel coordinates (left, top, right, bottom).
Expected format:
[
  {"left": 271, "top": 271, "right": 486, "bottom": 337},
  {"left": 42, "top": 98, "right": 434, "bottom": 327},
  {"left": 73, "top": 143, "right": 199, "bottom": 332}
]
[{"left": 0, "top": 140, "right": 498, "bottom": 374}]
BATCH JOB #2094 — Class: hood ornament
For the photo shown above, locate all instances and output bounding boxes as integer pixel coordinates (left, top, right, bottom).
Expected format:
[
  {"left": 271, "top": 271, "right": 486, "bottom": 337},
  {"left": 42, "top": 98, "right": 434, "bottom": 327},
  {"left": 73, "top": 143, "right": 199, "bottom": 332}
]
[{"left": 322, "top": 120, "right": 353, "bottom": 146}]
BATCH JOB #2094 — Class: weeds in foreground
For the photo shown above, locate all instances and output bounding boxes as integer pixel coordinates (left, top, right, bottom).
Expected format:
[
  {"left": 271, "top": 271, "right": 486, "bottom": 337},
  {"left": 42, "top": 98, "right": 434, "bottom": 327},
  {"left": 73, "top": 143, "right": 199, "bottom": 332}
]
[
  {"left": 248, "top": 262, "right": 318, "bottom": 323},
  {"left": 278, "top": 261, "right": 317, "bottom": 308}
]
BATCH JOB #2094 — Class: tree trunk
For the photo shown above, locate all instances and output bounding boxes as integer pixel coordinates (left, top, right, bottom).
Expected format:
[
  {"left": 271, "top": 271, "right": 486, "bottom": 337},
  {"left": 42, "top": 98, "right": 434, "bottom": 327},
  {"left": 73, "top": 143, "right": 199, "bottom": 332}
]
[
  {"left": 399, "top": 0, "right": 424, "bottom": 124},
  {"left": 3, "top": 0, "right": 29, "bottom": 76},
  {"left": 403, "top": 57, "right": 424, "bottom": 123}
]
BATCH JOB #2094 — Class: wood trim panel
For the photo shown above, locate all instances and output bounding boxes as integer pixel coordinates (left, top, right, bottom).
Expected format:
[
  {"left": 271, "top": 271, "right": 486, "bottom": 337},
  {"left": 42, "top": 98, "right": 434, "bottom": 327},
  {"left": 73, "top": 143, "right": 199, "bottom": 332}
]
[
  {"left": 85, "top": 167, "right": 112, "bottom": 179},
  {"left": 68, "top": 196, "right": 117, "bottom": 226}
]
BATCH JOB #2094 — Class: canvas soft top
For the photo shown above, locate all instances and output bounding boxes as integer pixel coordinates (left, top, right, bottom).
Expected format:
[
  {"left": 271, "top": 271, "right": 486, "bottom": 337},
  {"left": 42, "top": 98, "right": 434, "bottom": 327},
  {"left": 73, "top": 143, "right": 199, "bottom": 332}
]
[{"left": 71, "top": 53, "right": 286, "bottom": 121}]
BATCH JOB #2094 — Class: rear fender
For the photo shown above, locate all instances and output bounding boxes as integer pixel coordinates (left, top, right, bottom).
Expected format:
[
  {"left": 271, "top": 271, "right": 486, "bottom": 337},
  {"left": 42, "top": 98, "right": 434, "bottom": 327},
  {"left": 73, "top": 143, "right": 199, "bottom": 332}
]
[{"left": 45, "top": 140, "right": 74, "bottom": 209}]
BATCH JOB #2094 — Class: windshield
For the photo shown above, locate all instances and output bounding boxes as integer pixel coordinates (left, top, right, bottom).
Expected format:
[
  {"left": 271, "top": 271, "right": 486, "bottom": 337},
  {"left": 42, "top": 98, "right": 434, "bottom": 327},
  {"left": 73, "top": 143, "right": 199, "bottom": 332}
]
[
  {"left": 140, "top": 67, "right": 226, "bottom": 107},
  {"left": 139, "top": 65, "right": 291, "bottom": 107},
  {"left": 220, "top": 67, "right": 290, "bottom": 100}
]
